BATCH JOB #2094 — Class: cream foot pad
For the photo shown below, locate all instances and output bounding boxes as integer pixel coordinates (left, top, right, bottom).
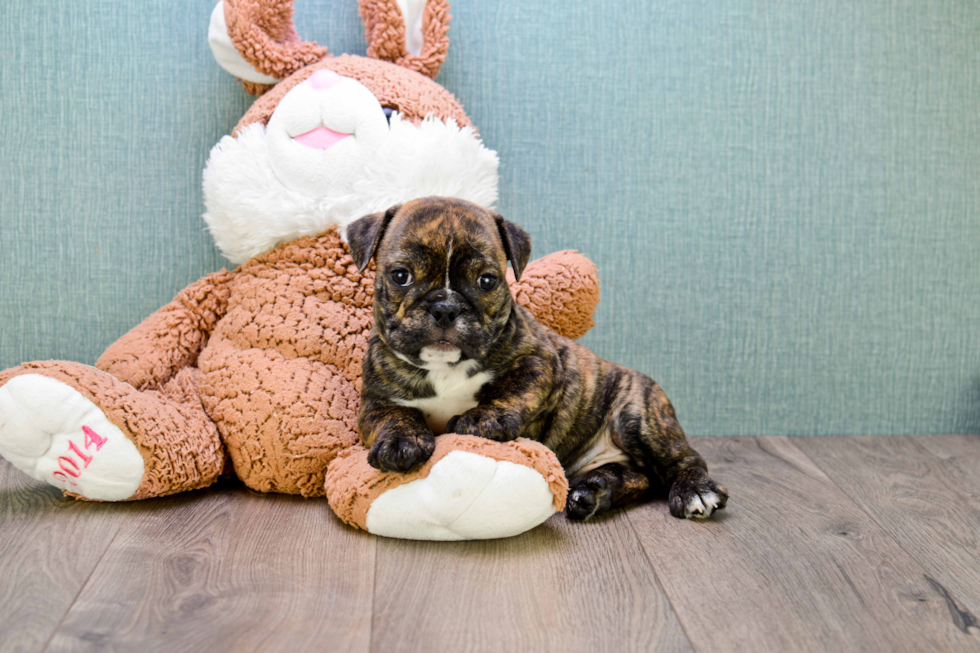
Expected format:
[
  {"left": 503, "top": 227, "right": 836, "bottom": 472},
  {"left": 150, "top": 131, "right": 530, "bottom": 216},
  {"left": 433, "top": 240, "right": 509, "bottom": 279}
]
[{"left": 0, "top": 374, "right": 144, "bottom": 500}]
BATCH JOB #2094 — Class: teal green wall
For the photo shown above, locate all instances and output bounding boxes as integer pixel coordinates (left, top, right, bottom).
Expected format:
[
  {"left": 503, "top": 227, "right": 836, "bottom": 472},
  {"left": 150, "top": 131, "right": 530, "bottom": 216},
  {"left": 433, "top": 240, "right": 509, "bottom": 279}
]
[{"left": 2, "top": 0, "right": 978, "bottom": 435}]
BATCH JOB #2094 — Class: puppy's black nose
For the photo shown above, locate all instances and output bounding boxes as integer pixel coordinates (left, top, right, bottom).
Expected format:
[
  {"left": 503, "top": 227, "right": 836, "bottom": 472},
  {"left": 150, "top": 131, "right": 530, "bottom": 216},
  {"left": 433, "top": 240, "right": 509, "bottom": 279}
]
[{"left": 429, "top": 301, "right": 462, "bottom": 328}]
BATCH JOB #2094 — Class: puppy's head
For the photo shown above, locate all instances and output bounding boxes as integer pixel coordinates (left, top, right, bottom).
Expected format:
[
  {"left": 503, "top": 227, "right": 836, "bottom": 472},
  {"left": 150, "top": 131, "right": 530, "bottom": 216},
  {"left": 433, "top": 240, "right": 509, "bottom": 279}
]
[{"left": 348, "top": 197, "right": 531, "bottom": 367}]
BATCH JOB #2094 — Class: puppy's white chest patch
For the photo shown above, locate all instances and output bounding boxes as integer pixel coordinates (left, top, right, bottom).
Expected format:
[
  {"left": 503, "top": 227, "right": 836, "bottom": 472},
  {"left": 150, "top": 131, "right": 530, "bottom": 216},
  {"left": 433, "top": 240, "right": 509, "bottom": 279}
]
[{"left": 396, "top": 359, "right": 493, "bottom": 434}]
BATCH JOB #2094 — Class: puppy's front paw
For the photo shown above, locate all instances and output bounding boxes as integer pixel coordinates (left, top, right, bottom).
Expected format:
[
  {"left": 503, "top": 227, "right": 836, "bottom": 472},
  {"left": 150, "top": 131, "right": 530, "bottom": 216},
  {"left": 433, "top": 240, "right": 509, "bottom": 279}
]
[
  {"left": 565, "top": 475, "right": 613, "bottom": 521},
  {"left": 445, "top": 407, "right": 522, "bottom": 442},
  {"left": 668, "top": 468, "right": 728, "bottom": 519},
  {"left": 367, "top": 432, "right": 435, "bottom": 473}
]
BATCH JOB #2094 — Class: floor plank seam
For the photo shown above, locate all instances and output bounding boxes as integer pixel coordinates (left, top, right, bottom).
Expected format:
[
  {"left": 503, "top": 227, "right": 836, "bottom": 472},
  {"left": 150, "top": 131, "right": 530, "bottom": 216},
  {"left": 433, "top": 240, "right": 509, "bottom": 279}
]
[
  {"left": 38, "top": 505, "right": 128, "bottom": 653},
  {"left": 783, "top": 437, "right": 903, "bottom": 544},
  {"left": 622, "top": 507, "right": 701, "bottom": 653}
]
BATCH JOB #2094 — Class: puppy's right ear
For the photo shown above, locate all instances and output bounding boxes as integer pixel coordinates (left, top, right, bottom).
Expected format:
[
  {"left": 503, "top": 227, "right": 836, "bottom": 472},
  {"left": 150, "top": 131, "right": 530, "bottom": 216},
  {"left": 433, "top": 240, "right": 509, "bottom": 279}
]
[{"left": 347, "top": 204, "right": 402, "bottom": 272}]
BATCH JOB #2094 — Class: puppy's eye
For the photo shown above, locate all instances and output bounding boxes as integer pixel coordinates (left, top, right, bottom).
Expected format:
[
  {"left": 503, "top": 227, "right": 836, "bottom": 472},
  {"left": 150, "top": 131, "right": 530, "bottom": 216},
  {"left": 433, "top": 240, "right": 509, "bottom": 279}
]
[
  {"left": 382, "top": 107, "right": 395, "bottom": 124},
  {"left": 389, "top": 268, "right": 413, "bottom": 287},
  {"left": 478, "top": 274, "right": 499, "bottom": 291}
]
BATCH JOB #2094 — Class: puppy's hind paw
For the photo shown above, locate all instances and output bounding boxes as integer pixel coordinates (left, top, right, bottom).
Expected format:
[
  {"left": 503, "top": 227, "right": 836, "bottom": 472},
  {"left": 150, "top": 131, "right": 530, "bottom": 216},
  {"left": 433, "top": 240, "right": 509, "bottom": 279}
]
[{"left": 668, "top": 469, "right": 728, "bottom": 519}]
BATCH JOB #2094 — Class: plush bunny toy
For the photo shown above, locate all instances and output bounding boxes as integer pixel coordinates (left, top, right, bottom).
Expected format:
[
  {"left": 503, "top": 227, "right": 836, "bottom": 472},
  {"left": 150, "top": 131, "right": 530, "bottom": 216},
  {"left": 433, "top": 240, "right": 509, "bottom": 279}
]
[{"left": 0, "top": 0, "right": 601, "bottom": 541}]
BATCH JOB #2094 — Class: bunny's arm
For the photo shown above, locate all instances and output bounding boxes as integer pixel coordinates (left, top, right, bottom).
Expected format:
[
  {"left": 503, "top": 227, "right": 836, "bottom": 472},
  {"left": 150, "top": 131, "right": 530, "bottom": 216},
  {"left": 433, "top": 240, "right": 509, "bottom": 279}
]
[
  {"left": 508, "top": 250, "right": 600, "bottom": 340},
  {"left": 96, "top": 269, "right": 238, "bottom": 391}
]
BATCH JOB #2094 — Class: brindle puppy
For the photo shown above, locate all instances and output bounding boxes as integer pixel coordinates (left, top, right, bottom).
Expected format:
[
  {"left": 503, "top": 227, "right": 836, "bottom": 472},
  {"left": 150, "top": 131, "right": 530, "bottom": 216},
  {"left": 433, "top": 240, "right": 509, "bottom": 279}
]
[{"left": 348, "top": 197, "right": 728, "bottom": 520}]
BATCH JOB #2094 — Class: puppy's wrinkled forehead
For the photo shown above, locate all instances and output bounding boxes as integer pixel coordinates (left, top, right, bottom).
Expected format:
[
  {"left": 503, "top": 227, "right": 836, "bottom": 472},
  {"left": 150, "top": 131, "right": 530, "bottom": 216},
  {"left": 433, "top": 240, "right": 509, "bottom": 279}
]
[{"left": 378, "top": 198, "right": 506, "bottom": 267}]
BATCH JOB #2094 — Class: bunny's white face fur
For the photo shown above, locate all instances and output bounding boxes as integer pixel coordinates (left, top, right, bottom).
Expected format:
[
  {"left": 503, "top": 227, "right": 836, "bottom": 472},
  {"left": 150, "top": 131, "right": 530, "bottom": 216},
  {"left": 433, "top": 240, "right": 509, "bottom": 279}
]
[
  {"left": 202, "top": 72, "right": 499, "bottom": 264},
  {"left": 265, "top": 71, "right": 390, "bottom": 198}
]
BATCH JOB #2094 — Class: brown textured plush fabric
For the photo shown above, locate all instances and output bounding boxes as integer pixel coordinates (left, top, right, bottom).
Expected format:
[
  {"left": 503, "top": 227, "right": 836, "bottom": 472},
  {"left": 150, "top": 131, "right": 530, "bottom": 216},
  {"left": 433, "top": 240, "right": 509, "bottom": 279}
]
[
  {"left": 509, "top": 249, "right": 601, "bottom": 341},
  {"left": 325, "top": 434, "right": 569, "bottom": 531},
  {"left": 7, "top": 229, "right": 597, "bottom": 500},
  {"left": 224, "top": 0, "right": 329, "bottom": 84},
  {"left": 360, "top": 0, "right": 451, "bottom": 79},
  {"left": 240, "top": 80, "right": 276, "bottom": 96},
  {"left": 195, "top": 231, "right": 372, "bottom": 496},
  {"left": 225, "top": 0, "right": 452, "bottom": 96},
  {"left": 98, "top": 269, "right": 236, "bottom": 391}
]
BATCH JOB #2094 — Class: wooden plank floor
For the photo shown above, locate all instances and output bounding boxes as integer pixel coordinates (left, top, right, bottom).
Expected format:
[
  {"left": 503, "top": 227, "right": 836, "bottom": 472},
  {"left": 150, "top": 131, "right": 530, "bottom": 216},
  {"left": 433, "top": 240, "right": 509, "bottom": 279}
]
[{"left": 1, "top": 436, "right": 977, "bottom": 653}]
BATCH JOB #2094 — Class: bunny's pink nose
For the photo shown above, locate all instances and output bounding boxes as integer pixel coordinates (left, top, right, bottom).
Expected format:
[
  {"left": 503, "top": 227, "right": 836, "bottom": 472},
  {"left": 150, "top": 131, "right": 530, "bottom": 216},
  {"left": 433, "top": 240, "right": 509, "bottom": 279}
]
[{"left": 309, "top": 69, "right": 343, "bottom": 90}]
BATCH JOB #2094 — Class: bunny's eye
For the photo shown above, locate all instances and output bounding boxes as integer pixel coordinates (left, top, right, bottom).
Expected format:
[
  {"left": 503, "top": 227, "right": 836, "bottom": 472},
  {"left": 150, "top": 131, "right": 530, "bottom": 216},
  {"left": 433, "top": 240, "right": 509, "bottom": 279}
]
[{"left": 382, "top": 107, "right": 395, "bottom": 124}]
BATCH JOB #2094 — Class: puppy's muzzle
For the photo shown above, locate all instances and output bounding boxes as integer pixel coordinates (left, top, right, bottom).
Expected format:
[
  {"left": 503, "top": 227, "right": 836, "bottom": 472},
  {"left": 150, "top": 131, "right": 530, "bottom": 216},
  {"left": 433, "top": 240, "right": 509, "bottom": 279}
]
[
  {"left": 425, "top": 290, "right": 468, "bottom": 329},
  {"left": 429, "top": 301, "right": 463, "bottom": 328}
]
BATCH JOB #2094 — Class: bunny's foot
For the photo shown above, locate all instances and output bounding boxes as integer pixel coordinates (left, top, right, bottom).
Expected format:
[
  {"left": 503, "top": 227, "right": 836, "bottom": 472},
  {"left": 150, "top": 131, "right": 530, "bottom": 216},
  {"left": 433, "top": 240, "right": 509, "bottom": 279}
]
[
  {"left": 0, "top": 362, "right": 225, "bottom": 501},
  {"left": 0, "top": 374, "right": 144, "bottom": 500}
]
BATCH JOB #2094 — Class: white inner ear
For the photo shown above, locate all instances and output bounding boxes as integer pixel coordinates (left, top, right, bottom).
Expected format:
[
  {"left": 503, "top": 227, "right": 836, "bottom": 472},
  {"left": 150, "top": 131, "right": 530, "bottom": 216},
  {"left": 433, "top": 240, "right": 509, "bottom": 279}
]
[
  {"left": 396, "top": 0, "right": 426, "bottom": 56},
  {"left": 207, "top": 1, "right": 280, "bottom": 84}
]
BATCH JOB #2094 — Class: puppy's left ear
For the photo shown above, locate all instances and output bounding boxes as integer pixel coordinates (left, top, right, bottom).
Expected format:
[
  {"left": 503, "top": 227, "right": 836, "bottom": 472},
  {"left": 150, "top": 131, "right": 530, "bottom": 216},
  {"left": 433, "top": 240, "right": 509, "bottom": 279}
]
[
  {"left": 493, "top": 213, "right": 532, "bottom": 282},
  {"left": 348, "top": 204, "right": 402, "bottom": 272}
]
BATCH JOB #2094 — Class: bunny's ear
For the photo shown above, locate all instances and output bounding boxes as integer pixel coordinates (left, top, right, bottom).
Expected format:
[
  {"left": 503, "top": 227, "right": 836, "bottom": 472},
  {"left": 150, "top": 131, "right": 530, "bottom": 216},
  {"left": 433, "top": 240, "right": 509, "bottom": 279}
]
[
  {"left": 359, "top": 0, "right": 451, "bottom": 79},
  {"left": 208, "top": 0, "right": 328, "bottom": 95}
]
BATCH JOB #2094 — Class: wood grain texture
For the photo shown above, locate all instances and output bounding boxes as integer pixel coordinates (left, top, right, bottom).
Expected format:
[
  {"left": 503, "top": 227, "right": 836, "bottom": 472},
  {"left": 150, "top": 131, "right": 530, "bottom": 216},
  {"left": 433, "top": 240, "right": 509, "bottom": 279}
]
[
  {"left": 796, "top": 435, "right": 980, "bottom": 637},
  {"left": 913, "top": 435, "right": 980, "bottom": 459},
  {"left": 371, "top": 510, "right": 692, "bottom": 653},
  {"left": 911, "top": 435, "right": 980, "bottom": 498},
  {"left": 627, "top": 436, "right": 977, "bottom": 653},
  {"left": 3, "top": 436, "right": 980, "bottom": 652},
  {"left": 44, "top": 482, "right": 375, "bottom": 653},
  {"left": 0, "top": 460, "right": 133, "bottom": 653}
]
